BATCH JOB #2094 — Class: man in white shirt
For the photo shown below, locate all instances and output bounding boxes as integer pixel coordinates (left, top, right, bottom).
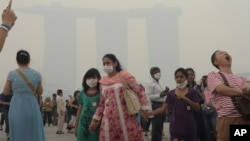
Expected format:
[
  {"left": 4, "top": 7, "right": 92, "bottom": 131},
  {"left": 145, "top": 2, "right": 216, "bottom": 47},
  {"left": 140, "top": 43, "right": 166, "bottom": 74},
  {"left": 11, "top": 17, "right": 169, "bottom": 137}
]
[
  {"left": 56, "top": 89, "right": 66, "bottom": 134},
  {"left": 144, "top": 67, "right": 169, "bottom": 141}
]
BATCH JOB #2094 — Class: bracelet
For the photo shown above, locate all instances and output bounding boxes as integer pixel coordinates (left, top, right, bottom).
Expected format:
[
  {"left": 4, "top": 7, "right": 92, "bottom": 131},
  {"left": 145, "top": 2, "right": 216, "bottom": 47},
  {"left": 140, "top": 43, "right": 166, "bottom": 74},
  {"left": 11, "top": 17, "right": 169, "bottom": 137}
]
[
  {"left": 0, "top": 23, "right": 11, "bottom": 32},
  {"left": 0, "top": 25, "right": 9, "bottom": 32}
]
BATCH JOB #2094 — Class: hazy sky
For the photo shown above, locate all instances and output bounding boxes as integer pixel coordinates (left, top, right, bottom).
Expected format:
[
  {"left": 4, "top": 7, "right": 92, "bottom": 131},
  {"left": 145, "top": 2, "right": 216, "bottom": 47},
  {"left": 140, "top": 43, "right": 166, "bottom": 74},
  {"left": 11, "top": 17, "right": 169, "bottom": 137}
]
[{"left": 0, "top": 0, "right": 250, "bottom": 96}]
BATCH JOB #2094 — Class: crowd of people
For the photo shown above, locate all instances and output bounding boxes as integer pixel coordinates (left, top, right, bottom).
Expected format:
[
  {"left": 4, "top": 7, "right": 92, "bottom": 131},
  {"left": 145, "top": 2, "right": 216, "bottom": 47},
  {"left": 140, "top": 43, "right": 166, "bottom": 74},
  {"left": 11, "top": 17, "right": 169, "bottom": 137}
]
[
  {"left": 0, "top": 1, "right": 250, "bottom": 141},
  {"left": 38, "top": 89, "right": 81, "bottom": 133}
]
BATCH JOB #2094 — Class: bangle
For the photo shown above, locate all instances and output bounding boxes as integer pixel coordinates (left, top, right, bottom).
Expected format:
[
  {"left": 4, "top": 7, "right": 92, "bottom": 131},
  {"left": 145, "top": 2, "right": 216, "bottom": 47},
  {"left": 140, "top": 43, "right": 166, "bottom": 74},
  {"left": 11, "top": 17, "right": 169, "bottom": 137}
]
[
  {"left": 0, "top": 23, "right": 11, "bottom": 32},
  {"left": 0, "top": 25, "right": 9, "bottom": 32}
]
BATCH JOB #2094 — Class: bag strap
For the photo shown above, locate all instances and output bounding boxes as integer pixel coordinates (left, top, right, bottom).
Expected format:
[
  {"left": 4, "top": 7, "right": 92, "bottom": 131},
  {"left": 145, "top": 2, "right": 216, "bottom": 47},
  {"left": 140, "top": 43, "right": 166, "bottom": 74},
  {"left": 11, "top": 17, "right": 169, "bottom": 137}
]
[
  {"left": 15, "top": 69, "right": 37, "bottom": 97},
  {"left": 218, "top": 72, "right": 230, "bottom": 87},
  {"left": 218, "top": 72, "right": 239, "bottom": 107},
  {"left": 119, "top": 72, "right": 130, "bottom": 90}
]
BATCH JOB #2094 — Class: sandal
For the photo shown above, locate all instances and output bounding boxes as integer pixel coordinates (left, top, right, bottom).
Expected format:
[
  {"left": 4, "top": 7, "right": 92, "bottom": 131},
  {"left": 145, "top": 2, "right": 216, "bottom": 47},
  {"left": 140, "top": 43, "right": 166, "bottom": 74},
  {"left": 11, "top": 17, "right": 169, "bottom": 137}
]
[{"left": 56, "top": 131, "right": 64, "bottom": 134}]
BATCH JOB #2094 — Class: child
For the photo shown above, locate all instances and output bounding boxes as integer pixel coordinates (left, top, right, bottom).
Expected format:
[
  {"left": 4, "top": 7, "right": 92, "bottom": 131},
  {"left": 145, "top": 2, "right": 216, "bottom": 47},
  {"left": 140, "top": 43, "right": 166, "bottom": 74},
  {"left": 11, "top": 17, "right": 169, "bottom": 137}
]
[{"left": 75, "top": 68, "right": 101, "bottom": 141}]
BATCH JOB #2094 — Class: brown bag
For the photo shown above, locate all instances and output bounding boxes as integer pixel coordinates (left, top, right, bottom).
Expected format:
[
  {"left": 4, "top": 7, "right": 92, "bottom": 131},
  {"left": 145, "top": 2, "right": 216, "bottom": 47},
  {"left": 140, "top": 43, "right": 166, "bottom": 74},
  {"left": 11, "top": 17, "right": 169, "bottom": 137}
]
[
  {"left": 119, "top": 73, "right": 141, "bottom": 115},
  {"left": 16, "top": 69, "right": 39, "bottom": 102},
  {"left": 219, "top": 72, "right": 250, "bottom": 119}
]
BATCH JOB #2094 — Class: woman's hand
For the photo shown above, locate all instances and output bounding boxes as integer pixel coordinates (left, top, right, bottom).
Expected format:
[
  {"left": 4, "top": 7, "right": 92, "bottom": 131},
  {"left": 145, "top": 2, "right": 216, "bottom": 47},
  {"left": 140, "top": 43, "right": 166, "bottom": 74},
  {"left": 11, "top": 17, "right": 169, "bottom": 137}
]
[
  {"left": 141, "top": 111, "right": 149, "bottom": 121},
  {"left": 88, "top": 119, "right": 99, "bottom": 133}
]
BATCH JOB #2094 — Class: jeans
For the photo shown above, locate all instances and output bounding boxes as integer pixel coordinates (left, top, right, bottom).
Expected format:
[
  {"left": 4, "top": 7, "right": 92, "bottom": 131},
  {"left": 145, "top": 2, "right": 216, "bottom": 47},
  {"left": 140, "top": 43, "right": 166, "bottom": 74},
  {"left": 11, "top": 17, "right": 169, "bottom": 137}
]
[
  {"left": 151, "top": 102, "right": 165, "bottom": 141},
  {"left": 3, "top": 109, "right": 9, "bottom": 134},
  {"left": 43, "top": 111, "right": 52, "bottom": 126},
  {"left": 203, "top": 107, "right": 217, "bottom": 141},
  {"left": 0, "top": 113, "right": 4, "bottom": 126},
  {"left": 52, "top": 110, "right": 58, "bottom": 125}
]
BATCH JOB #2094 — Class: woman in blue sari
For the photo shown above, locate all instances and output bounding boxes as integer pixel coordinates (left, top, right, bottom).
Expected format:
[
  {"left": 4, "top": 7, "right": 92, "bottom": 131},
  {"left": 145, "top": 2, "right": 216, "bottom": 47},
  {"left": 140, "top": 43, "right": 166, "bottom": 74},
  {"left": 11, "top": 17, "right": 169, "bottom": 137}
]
[{"left": 3, "top": 50, "right": 46, "bottom": 141}]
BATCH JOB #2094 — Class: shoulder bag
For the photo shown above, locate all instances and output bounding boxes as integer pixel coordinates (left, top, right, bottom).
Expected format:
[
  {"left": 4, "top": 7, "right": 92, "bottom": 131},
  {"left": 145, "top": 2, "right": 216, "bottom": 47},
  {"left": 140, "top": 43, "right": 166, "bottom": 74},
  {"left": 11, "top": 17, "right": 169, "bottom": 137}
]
[
  {"left": 119, "top": 72, "right": 141, "bottom": 115},
  {"left": 219, "top": 72, "right": 250, "bottom": 119},
  {"left": 16, "top": 69, "right": 40, "bottom": 102}
]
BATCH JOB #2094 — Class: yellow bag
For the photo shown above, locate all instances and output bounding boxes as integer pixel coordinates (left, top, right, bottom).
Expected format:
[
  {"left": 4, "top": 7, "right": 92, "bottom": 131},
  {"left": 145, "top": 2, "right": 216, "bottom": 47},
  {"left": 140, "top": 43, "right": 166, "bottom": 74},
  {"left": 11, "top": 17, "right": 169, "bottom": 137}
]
[{"left": 119, "top": 73, "right": 141, "bottom": 115}]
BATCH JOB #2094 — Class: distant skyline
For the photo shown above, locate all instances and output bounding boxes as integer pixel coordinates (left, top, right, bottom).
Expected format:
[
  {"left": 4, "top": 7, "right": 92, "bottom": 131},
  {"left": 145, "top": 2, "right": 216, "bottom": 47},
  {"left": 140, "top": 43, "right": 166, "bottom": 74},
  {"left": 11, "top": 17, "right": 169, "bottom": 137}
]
[
  {"left": 14, "top": 4, "right": 181, "bottom": 91},
  {"left": 0, "top": 0, "right": 250, "bottom": 96}
]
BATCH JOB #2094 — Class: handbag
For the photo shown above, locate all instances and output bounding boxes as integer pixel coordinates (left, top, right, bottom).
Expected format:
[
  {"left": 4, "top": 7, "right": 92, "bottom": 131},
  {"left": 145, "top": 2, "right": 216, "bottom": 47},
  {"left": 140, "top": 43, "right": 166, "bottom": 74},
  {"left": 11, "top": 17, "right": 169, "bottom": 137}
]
[
  {"left": 219, "top": 72, "right": 250, "bottom": 119},
  {"left": 16, "top": 69, "right": 40, "bottom": 102},
  {"left": 119, "top": 73, "right": 141, "bottom": 115}
]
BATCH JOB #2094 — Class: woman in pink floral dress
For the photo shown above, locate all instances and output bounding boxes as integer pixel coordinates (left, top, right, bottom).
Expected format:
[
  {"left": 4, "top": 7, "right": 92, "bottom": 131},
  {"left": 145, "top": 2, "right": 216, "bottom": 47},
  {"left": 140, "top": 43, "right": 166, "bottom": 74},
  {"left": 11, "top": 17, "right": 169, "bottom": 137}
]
[{"left": 89, "top": 54, "right": 150, "bottom": 141}]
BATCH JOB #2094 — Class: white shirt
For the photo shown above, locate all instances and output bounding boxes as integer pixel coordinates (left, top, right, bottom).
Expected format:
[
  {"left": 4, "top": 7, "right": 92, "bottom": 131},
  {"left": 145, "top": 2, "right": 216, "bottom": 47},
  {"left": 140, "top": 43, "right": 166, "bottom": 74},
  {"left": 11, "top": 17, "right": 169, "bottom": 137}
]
[
  {"left": 56, "top": 95, "right": 66, "bottom": 112},
  {"left": 144, "top": 78, "right": 165, "bottom": 102}
]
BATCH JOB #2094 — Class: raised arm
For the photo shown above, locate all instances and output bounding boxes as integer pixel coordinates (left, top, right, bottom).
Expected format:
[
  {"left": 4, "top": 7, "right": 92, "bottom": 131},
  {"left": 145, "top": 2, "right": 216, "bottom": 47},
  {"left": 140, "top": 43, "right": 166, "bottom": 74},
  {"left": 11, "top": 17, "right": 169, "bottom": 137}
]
[{"left": 0, "top": 0, "right": 17, "bottom": 52}]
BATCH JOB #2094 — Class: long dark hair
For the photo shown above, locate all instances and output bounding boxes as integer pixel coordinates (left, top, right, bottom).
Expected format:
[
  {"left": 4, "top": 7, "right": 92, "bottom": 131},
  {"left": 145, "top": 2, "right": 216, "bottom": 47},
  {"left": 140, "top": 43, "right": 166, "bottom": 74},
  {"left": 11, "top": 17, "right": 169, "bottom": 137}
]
[
  {"left": 102, "top": 53, "right": 122, "bottom": 72},
  {"left": 186, "top": 68, "right": 202, "bottom": 93},
  {"left": 185, "top": 68, "right": 197, "bottom": 88},
  {"left": 201, "top": 75, "right": 208, "bottom": 87},
  {"left": 73, "top": 90, "right": 80, "bottom": 99},
  {"left": 82, "top": 68, "right": 101, "bottom": 93}
]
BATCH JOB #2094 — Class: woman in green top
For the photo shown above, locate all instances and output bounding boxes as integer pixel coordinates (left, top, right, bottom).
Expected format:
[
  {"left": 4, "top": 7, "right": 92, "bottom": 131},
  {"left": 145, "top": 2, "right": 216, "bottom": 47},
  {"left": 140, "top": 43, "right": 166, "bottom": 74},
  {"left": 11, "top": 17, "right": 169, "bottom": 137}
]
[{"left": 75, "top": 68, "right": 101, "bottom": 141}]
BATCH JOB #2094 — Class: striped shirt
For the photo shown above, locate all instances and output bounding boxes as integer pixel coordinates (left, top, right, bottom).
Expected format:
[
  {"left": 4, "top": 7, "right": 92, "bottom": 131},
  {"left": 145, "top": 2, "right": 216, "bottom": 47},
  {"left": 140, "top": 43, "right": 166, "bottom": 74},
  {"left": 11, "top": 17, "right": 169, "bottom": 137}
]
[{"left": 207, "top": 71, "right": 246, "bottom": 118}]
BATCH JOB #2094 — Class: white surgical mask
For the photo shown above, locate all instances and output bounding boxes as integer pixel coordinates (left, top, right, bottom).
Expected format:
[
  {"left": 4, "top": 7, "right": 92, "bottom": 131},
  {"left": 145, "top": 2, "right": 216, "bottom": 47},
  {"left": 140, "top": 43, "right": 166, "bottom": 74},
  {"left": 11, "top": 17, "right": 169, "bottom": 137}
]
[
  {"left": 154, "top": 73, "right": 161, "bottom": 80},
  {"left": 86, "top": 79, "right": 98, "bottom": 88},
  {"left": 103, "top": 65, "right": 113, "bottom": 74},
  {"left": 176, "top": 80, "right": 187, "bottom": 89}
]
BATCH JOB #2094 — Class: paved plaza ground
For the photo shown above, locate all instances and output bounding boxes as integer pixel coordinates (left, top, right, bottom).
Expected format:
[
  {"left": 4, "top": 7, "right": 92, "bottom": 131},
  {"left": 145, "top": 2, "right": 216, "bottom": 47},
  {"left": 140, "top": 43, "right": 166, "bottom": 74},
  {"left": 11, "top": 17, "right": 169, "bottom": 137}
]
[{"left": 0, "top": 122, "right": 170, "bottom": 141}]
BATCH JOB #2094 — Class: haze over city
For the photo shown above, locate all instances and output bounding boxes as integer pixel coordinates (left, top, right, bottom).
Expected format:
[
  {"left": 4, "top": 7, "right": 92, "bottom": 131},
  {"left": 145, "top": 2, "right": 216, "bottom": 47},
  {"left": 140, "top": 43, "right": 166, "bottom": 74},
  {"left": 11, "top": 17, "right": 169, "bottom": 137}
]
[{"left": 0, "top": 0, "right": 250, "bottom": 96}]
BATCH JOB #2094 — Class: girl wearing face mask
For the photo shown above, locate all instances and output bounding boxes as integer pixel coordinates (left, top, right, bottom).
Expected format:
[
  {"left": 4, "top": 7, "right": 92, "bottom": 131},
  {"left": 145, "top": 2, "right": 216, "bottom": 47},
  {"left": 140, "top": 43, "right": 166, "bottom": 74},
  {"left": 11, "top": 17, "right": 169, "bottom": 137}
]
[
  {"left": 89, "top": 53, "right": 150, "bottom": 141},
  {"left": 75, "top": 68, "right": 101, "bottom": 141},
  {"left": 143, "top": 68, "right": 200, "bottom": 141}
]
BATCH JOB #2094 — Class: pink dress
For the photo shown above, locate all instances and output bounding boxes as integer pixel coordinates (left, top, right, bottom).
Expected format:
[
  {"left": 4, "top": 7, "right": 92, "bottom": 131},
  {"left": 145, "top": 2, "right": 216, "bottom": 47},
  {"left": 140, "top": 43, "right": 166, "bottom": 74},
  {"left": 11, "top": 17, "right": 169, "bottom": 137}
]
[{"left": 93, "top": 70, "right": 150, "bottom": 141}]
